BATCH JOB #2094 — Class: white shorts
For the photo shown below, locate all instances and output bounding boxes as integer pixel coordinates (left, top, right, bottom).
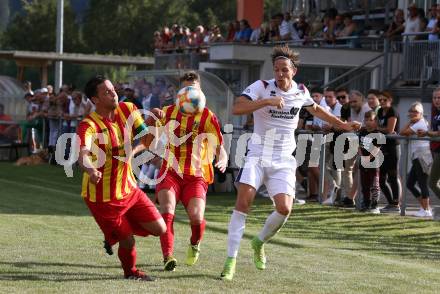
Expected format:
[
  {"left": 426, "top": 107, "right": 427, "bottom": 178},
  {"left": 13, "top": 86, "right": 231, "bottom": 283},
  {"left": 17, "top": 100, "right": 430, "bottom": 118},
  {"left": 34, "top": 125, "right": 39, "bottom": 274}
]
[{"left": 235, "top": 156, "right": 297, "bottom": 198}]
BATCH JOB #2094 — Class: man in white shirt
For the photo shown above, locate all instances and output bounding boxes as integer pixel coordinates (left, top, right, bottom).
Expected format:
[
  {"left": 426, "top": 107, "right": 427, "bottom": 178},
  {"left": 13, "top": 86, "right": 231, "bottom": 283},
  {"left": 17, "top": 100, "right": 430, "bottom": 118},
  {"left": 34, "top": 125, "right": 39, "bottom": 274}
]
[
  {"left": 403, "top": 4, "right": 421, "bottom": 41},
  {"left": 220, "top": 46, "right": 361, "bottom": 281}
]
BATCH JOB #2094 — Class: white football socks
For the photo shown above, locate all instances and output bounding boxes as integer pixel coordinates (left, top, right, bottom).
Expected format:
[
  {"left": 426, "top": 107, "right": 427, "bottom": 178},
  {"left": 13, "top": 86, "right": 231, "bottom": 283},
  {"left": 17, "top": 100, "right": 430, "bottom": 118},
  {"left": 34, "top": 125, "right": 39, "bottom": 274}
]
[
  {"left": 258, "top": 211, "right": 288, "bottom": 242},
  {"left": 227, "top": 210, "right": 247, "bottom": 258}
]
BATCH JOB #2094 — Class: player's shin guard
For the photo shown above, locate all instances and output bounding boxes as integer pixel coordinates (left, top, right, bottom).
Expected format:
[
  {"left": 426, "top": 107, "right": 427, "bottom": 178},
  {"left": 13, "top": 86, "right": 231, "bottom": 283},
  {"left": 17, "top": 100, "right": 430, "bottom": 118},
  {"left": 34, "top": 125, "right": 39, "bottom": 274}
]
[
  {"left": 257, "top": 211, "right": 289, "bottom": 242},
  {"left": 190, "top": 219, "right": 206, "bottom": 245},
  {"left": 227, "top": 210, "right": 247, "bottom": 258},
  {"left": 118, "top": 246, "right": 137, "bottom": 277},
  {"left": 160, "top": 213, "right": 175, "bottom": 258}
]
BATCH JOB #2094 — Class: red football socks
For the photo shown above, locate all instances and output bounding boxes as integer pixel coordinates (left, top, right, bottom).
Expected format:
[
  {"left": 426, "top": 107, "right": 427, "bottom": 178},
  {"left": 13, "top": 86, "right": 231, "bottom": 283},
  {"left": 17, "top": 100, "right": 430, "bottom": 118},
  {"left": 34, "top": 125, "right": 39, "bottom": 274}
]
[
  {"left": 190, "top": 219, "right": 206, "bottom": 245},
  {"left": 160, "top": 213, "right": 175, "bottom": 258},
  {"left": 118, "top": 246, "right": 137, "bottom": 277}
]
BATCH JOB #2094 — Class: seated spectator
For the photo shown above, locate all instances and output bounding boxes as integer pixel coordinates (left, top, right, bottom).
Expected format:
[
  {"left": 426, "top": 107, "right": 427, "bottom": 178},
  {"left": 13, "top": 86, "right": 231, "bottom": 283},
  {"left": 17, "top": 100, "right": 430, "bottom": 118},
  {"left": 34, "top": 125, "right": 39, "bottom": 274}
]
[
  {"left": 400, "top": 102, "right": 433, "bottom": 217},
  {"left": 322, "top": 14, "right": 336, "bottom": 44},
  {"left": 385, "top": 9, "right": 405, "bottom": 40},
  {"left": 0, "top": 103, "right": 18, "bottom": 141},
  {"left": 171, "top": 25, "right": 185, "bottom": 52},
  {"left": 193, "top": 25, "right": 205, "bottom": 47},
  {"left": 279, "top": 12, "right": 299, "bottom": 41},
  {"left": 268, "top": 17, "right": 280, "bottom": 41},
  {"left": 403, "top": 4, "right": 421, "bottom": 41},
  {"left": 209, "top": 25, "right": 224, "bottom": 43},
  {"left": 183, "top": 26, "right": 193, "bottom": 47},
  {"left": 153, "top": 30, "right": 163, "bottom": 51},
  {"left": 234, "top": 19, "right": 253, "bottom": 43},
  {"left": 336, "top": 13, "right": 360, "bottom": 47},
  {"left": 226, "top": 21, "right": 238, "bottom": 42},
  {"left": 161, "top": 26, "right": 172, "bottom": 50},
  {"left": 333, "top": 14, "right": 345, "bottom": 37},
  {"left": 294, "top": 14, "right": 310, "bottom": 40},
  {"left": 309, "top": 16, "right": 324, "bottom": 38}
]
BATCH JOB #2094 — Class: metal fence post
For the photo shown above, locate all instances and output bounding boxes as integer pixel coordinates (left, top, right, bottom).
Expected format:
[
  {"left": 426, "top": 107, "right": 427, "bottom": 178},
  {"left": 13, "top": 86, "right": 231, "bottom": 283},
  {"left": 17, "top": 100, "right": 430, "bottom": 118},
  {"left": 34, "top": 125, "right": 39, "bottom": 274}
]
[
  {"left": 318, "top": 134, "right": 326, "bottom": 203},
  {"left": 382, "top": 37, "right": 389, "bottom": 88},
  {"left": 400, "top": 138, "right": 409, "bottom": 216}
]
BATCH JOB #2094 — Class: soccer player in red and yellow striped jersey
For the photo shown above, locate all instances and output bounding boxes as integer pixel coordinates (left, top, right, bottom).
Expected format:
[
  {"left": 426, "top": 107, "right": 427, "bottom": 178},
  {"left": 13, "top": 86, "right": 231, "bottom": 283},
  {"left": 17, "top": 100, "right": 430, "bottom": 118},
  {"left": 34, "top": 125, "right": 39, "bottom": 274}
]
[
  {"left": 77, "top": 76, "right": 165, "bottom": 281},
  {"left": 150, "top": 71, "right": 227, "bottom": 271}
]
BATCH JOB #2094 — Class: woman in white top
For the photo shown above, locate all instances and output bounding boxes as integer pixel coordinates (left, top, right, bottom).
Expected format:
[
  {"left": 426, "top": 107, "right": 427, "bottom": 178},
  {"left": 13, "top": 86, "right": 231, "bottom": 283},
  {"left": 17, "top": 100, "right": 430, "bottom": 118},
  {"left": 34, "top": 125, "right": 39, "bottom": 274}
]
[{"left": 400, "top": 102, "right": 433, "bottom": 217}]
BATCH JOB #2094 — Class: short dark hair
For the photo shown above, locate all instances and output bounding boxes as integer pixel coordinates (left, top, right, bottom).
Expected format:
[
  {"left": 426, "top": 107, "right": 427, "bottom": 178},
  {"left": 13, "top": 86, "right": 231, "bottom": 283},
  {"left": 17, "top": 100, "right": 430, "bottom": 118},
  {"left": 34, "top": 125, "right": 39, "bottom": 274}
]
[
  {"left": 180, "top": 71, "right": 200, "bottom": 83},
  {"left": 310, "top": 87, "right": 323, "bottom": 94},
  {"left": 367, "top": 89, "right": 381, "bottom": 96},
  {"left": 324, "top": 87, "right": 336, "bottom": 93},
  {"left": 271, "top": 45, "right": 300, "bottom": 68},
  {"left": 336, "top": 87, "right": 349, "bottom": 93},
  {"left": 84, "top": 75, "right": 107, "bottom": 99}
]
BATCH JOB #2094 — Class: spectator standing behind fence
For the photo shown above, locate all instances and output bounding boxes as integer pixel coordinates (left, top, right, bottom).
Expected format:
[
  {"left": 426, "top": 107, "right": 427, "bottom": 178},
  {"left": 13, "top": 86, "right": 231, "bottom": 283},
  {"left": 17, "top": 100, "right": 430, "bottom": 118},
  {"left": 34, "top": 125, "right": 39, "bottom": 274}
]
[
  {"left": 400, "top": 102, "right": 433, "bottom": 217},
  {"left": 43, "top": 90, "right": 68, "bottom": 165},
  {"left": 417, "top": 87, "right": 440, "bottom": 219},
  {"left": 358, "top": 111, "right": 381, "bottom": 214},
  {"left": 385, "top": 9, "right": 405, "bottom": 41},
  {"left": 426, "top": 3, "right": 438, "bottom": 41},
  {"left": 404, "top": 4, "right": 421, "bottom": 41},
  {"left": 367, "top": 89, "right": 381, "bottom": 114},
  {"left": 340, "top": 90, "right": 372, "bottom": 206},
  {"left": 322, "top": 87, "right": 343, "bottom": 205},
  {"left": 377, "top": 91, "right": 402, "bottom": 212}
]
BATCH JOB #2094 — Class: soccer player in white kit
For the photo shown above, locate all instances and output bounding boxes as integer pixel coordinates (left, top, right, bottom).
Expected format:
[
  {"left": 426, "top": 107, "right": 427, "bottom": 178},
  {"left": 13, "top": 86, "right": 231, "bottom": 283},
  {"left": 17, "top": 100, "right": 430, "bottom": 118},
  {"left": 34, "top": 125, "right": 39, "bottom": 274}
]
[{"left": 220, "top": 45, "right": 361, "bottom": 280}]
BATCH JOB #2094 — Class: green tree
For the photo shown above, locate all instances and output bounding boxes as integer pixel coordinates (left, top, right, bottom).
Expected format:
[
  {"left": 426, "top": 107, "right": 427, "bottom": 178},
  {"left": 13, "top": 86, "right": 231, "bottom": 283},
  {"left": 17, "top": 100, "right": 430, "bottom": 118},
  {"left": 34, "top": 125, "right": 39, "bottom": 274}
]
[{"left": 2, "top": 0, "right": 82, "bottom": 52}]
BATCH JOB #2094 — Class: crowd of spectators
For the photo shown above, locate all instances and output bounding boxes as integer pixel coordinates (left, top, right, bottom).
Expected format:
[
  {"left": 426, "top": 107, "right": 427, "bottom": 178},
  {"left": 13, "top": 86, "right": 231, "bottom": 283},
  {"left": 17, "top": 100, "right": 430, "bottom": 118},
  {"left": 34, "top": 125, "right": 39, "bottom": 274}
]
[
  {"left": 4, "top": 77, "right": 178, "bottom": 168},
  {"left": 292, "top": 86, "right": 440, "bottom": 218},
  {"left": 154, "top": 4, "right": 440, "bottom": 54}
]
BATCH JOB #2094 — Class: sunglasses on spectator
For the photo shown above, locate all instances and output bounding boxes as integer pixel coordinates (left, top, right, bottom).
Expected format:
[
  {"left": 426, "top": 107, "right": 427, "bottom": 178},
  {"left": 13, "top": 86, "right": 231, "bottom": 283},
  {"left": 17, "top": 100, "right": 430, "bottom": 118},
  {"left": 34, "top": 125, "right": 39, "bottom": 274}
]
[
  {"left": 379, "top": 98, "right": 388, "bottom": 102},
  {"left": 337, "top": 95, "right": 347, "bottom": 100}
]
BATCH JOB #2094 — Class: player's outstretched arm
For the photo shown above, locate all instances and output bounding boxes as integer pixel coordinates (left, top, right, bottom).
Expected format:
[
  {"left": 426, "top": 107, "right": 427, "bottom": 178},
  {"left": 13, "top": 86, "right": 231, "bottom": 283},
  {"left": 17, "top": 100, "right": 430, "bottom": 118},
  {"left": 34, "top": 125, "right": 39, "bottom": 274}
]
[
  {"left": 305, "top": 103, "right": 361, "bottom": 132},
  {"left": 232, "top": 96, "right": 285, "bottom": 115}
]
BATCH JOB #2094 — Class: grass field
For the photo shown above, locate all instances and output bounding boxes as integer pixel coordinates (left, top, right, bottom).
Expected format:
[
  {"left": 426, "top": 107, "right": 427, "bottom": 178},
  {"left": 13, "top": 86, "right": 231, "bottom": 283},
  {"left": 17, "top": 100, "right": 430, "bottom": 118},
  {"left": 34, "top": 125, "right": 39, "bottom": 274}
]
[{"left": 1, "top": 162, "right": 440, "bottom": 293}]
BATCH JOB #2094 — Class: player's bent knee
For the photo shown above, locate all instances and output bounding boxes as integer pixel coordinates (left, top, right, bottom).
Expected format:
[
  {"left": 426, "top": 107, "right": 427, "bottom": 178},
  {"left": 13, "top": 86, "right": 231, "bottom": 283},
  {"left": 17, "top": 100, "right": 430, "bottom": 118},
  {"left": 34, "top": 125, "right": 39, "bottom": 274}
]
[
  {"left": 276, "top": 206, "right": 291, "bottom": 216},
  {"left": 119, "top": 235, "right": 135, "bottom": 248}
]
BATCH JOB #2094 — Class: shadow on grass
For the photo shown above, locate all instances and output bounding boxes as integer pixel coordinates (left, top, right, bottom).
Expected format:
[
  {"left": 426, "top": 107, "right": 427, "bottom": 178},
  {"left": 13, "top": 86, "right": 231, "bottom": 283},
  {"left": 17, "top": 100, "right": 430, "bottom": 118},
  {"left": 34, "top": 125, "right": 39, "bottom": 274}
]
[{"left": 0, "top": 271, "right": 119, "bottom": 282}]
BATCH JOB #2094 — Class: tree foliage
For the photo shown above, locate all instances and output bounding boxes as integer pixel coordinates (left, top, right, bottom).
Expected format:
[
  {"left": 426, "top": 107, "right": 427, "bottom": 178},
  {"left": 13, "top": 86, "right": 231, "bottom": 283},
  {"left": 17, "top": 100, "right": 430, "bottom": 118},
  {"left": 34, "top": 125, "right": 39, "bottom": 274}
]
[
  {"left": 1, "top": 0, "right": 282, "bottom": 55},
  {"left": 2, "top": 0, "right": 82, "bottom": 52}
]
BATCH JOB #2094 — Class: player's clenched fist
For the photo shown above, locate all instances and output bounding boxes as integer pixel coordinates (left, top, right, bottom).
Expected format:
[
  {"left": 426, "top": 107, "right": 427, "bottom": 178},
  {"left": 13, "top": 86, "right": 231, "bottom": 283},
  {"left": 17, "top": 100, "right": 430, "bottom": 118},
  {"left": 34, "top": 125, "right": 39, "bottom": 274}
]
[
  {"left": 267, "top": 96, "right": 285, "bottom": 109},
  {"left": 88, "top": 169, "right": 102, "bottom": 184}
]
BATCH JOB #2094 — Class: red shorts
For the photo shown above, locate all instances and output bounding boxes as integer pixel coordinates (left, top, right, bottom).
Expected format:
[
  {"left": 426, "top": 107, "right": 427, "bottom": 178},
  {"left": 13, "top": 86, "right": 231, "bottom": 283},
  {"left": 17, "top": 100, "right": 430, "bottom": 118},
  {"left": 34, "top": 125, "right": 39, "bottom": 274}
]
[
  {"left": 156, "top": 169, "right": 208, "bottom": 207},
  {"left": 85, "top": 188, "right": 162, "bottom": 246}
]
